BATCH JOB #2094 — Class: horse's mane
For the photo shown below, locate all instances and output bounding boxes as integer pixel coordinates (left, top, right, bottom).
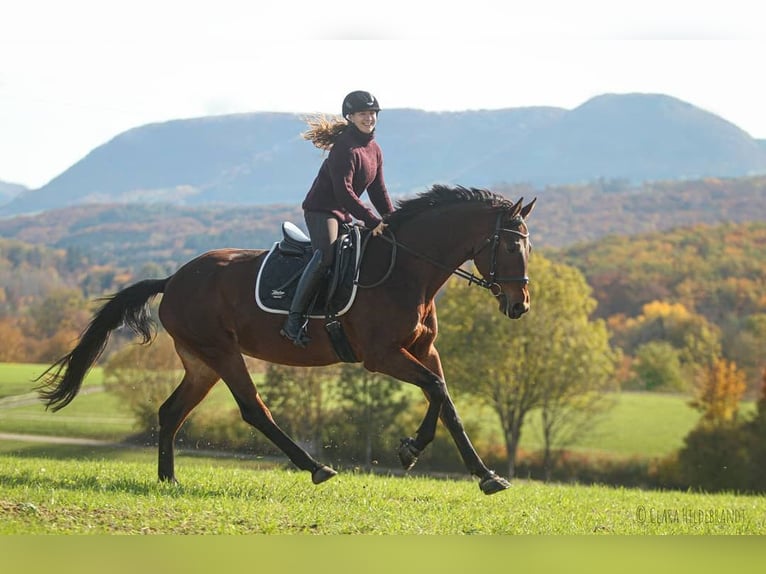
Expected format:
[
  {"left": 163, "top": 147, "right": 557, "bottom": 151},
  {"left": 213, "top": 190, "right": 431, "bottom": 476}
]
[{"left": 385, "top": 185, "right": 513, "bottom": 226}]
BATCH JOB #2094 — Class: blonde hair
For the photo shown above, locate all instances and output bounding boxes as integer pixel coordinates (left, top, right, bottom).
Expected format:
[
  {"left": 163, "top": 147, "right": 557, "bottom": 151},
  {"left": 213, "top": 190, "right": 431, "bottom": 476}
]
[{"left": 302, "top": 114, "right": 348, "bottom": 151}]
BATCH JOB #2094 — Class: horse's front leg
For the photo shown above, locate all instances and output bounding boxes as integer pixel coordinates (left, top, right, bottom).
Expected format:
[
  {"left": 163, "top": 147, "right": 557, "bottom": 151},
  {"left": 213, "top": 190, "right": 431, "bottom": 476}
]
[{"left": 368, "top": 345, "right": 509, "bottom": 495}]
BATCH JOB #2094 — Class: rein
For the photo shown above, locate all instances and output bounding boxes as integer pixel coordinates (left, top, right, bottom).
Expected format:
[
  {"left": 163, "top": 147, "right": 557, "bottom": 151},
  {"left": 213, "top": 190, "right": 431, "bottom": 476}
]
[{"left": 355, "top": 212, "right": 530, "bottom": 292}]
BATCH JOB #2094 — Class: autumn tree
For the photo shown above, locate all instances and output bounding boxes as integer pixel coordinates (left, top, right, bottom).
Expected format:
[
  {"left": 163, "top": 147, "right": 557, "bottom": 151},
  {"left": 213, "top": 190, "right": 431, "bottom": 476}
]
[
  {"left": 618, "top": 300, "right": 721, "bottom": 364},
  {"left": 724, "top": 313, "right": 766, "bottom": 393},
  {"left": 27, "top": 288, "right": 89, "bottom": 339},
  {"left": 437, "top": 254, "right": 618, "bottom": 478},
  {"left": 0, "top": 317, "right": 29, "bottom": 362},
  {"left": 689, "top": 358, "right": 747, "bottom": 426},
  {"left": 675, "top": 361, "right": 753, "bottom": 492},
  {"left": 614, "top": 300, "right": 721, "bottom": 391}
]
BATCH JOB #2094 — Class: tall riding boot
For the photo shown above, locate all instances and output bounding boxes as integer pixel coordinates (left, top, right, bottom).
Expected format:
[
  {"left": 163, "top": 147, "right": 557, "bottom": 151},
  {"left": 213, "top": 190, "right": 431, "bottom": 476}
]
[{"left": 280, "top": 250, "right": 326, "bottom": 348}]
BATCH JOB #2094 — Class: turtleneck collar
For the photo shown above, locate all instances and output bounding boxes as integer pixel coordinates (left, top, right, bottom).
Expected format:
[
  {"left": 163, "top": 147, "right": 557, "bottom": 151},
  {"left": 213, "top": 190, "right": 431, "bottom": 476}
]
[{"left": 347, "top": 123, "right": 375, "bottom": 144}]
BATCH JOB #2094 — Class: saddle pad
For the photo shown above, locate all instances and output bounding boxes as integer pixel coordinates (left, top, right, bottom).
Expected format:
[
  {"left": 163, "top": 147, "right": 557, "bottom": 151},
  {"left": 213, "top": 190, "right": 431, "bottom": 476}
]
[{"left": 255, "top": 227, "right": 362, "bottom": 318}]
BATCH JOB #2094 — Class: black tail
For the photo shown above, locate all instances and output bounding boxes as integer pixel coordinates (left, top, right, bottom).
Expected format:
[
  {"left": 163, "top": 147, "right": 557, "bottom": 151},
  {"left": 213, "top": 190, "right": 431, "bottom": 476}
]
[{"left": 36, "top": 278, "right": 169, "bottom": 412}]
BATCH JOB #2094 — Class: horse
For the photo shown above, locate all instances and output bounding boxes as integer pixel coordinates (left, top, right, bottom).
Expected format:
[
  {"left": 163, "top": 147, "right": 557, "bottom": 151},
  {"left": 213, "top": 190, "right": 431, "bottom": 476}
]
[{"left": 37, "top": 184, "right": 535, "bottom": 495}]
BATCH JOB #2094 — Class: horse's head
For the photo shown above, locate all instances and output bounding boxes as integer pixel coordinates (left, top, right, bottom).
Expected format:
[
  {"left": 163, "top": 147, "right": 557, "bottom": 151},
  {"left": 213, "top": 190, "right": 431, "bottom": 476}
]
[{"left": 473, "top": 198, "right": 536, "bottom": 319}]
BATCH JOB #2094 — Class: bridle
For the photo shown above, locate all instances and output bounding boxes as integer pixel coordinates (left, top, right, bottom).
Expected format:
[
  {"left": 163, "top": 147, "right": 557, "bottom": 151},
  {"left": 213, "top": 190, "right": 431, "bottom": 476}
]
[
  {"left": 356, "top": 211, "right": 530, "bottom": 293},
  {"left": 473, "top": 212, "right": 530, "bottom": 292}
]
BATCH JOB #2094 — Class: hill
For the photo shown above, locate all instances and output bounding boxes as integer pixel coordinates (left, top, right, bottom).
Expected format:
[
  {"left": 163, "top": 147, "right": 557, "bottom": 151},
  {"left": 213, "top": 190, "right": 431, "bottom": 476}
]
[
  {"left": 0, "top": 181, "right": 26, "bottom": 204},
  {"left": 3, "top": 93, "right": 766, "bottom": 215}
]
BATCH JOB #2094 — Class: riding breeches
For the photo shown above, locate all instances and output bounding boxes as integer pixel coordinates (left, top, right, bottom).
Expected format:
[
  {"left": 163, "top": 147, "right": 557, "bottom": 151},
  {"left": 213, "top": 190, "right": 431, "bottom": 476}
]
[{"left": 304, "top": 210, "right": 339, "bottom": 269}]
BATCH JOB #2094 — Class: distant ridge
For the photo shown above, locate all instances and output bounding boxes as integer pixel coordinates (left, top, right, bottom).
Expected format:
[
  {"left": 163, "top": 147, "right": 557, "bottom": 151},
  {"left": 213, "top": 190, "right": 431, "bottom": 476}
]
[
  {"left": 0, "top": 180, "right": 27, "bottom": 205},
  {"left": 3, "top": 93, "right": 766, "bottom": 216}
]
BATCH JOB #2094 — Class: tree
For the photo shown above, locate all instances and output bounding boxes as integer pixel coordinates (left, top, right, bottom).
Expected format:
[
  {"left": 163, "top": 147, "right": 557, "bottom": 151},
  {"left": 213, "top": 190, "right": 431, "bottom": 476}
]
[
  {"left": 262, "top": 364, "right": 337, "bottom": 457},
  {"left": 0, "top": 317, "right": 28, "bottom": 362},
  {"left": 438, "top": 254, "right": 618, "bottom": 478},
  {"left": 536, "top": 314, "right": 618, "bottom": 480},
  {"left": 103, "top": 331, "right": 182, "bottom": 434},
  {"left": 28, "top": 288, "right": 89, "bottom": 339},
  {"left": 615, "top": 300, "right": 722, "bottom": 369},
  {"left": 630, "top": 341, "right": 686, "bottom": 391},
  {"left": 689, "top": 358, "right": 747, "bottom": 426},
  {"left": 724, "top": 314, "right": 766, "bottom": 393},
  {"left": 335, "top": 364, "right": 411, "bottom": 469}
]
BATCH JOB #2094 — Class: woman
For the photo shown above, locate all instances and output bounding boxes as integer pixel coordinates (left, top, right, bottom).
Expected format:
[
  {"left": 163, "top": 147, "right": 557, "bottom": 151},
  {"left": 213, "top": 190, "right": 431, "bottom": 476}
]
[{"left": 281, "top": 90, "right": 394, "bottom": 347}]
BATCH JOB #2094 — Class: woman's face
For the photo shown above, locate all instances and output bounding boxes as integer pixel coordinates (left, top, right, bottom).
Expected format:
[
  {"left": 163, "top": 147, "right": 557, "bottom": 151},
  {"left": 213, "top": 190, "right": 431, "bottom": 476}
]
[{"left": 348, "top": 110, "right": 377, "bottom": 134}]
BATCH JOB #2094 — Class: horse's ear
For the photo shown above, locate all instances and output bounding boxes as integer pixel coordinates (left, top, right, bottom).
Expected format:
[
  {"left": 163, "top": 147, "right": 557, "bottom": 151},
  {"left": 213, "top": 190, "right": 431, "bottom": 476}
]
[
  {"left": 521, "top": 198, "right": 536, "bottom": 219},
  {"left": 510, "top": 197, "right": 524, "bottom": 218}
]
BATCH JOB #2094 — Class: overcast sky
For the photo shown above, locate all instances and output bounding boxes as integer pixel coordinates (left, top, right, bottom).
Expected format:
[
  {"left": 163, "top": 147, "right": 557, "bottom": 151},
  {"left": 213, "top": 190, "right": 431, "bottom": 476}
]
[{"left": 1, "top": 1, "right": 763, "bottom": 189}]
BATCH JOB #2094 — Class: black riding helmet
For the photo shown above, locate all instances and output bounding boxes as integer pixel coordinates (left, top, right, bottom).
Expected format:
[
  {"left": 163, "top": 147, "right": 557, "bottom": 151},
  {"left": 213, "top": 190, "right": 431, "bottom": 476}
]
[{"left": 342, "top": 91, "right": 380, "bottom": 118}]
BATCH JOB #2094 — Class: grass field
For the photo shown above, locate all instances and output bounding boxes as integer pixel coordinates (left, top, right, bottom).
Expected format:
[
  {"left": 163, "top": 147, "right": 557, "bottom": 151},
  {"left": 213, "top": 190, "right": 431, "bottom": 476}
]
[
  {"left": 1, "top": 452, "right": 763, "bottom": 534},
  {"left": 1, "top": 362, "right": 764, "bottom": 538}
]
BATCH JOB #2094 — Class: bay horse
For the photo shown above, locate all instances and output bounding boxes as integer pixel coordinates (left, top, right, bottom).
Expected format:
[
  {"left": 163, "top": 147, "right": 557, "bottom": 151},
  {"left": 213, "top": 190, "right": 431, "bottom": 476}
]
[{"left": 37, "top": 185, "right": 535, "bottom": 495}]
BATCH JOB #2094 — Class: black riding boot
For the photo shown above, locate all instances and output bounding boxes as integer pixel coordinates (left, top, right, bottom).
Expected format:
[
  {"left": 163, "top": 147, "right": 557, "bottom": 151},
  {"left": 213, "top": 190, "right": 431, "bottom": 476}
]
[{"left": 280, "top": 250, "right": 325, "bottom": 348}]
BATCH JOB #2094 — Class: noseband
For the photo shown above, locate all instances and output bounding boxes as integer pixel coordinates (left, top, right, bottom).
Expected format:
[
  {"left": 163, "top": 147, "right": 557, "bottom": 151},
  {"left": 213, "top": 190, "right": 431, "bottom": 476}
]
[{"left": 356, "top": 211, "right": 530, "bottom": 293}]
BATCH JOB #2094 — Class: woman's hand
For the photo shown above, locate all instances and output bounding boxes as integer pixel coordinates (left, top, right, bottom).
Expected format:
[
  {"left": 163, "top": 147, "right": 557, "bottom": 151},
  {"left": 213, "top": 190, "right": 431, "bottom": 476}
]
[{"left": 371, "top": 222, "right": 388, "bottom": 236}]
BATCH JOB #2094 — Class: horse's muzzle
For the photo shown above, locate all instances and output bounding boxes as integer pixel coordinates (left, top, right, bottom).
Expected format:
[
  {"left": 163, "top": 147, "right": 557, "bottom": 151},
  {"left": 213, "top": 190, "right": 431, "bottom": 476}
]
[{"left": 498, "top": 294, "right": 529, "bottom": 319}]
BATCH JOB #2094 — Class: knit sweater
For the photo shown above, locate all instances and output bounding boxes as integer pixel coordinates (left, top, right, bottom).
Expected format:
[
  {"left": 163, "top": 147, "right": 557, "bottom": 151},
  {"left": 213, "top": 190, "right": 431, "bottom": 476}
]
[{"left": 302, "top": 125, "right": 394, "bottom": 228}]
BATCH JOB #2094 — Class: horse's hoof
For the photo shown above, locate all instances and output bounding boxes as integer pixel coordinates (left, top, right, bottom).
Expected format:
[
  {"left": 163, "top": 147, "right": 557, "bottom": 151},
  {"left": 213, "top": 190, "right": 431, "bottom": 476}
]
[
  {"left": 479, "top": 472, "right": 511, "bottom": 495},
  {"left": 398, "top": 437, "right": 421, "bottom": 471},
  {"left": 312, "top": 465, "right": 337, "bottom": 485}
]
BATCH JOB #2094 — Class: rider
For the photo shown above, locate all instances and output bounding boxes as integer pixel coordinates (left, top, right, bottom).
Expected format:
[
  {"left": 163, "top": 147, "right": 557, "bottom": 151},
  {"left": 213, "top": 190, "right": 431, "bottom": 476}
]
[{"left": 280, "top": 90, "right": 394, "bottom": 347}]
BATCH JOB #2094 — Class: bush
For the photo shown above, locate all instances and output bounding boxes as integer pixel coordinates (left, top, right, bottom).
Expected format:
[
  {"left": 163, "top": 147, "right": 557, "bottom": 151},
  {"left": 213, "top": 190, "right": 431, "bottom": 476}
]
[
  {"left": 673, "top": 422, "right": 752, "bottom": 492},
  {"left": 514, "top": 450, "right": 661, "bottom": 488}
]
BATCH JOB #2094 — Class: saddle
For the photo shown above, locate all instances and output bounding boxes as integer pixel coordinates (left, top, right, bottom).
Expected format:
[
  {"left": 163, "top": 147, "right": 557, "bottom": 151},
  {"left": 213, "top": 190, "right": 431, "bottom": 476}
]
[{"left": 255, "top": 222, "right": 362, "bottom": 320}]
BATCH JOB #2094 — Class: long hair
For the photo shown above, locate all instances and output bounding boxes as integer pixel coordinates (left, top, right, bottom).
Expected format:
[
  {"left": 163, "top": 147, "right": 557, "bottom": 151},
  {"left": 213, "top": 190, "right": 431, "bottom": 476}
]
[{"left": 302, "top": 114, "right": 348, "bottom": 151}]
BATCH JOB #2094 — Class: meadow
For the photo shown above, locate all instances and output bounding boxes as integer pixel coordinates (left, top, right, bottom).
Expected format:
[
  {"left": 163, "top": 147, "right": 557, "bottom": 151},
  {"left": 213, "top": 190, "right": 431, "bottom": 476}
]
[
  {"left": 1, "top": 363, "right": 764, "bottom": 536},
  {"left": 1, "top": 452, "right": 764, "bottom": 535}
]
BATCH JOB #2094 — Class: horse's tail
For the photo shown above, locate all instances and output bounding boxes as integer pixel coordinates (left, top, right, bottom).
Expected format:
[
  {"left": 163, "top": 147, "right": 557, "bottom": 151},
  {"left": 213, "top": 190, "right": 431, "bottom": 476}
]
[{"left": 36, "top": 278, "right": 169, "bottom": 412}]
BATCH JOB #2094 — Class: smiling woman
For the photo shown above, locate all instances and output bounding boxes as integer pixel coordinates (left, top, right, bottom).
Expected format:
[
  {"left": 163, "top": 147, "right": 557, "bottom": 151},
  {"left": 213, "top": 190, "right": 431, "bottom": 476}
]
[{"left": 281, "top": 90, "right": 394, "bottom": 347}]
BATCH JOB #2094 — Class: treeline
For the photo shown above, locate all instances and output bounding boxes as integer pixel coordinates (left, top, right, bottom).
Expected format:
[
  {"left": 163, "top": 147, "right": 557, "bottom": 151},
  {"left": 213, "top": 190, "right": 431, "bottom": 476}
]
[
  {"left": 1, "top": 175, "right": 766, "bottom": 271},
  {"left": 0, "top": 202, "right": 304, "bottom": 270},
  {"left": 558, "top": 220, "right": 766, "bottom": 393}
]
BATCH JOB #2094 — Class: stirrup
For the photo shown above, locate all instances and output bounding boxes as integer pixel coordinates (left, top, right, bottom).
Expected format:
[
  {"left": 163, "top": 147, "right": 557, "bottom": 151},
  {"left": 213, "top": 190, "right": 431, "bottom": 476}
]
[{"left": 280, "top": 319, "right": 311, "bottom": 348}]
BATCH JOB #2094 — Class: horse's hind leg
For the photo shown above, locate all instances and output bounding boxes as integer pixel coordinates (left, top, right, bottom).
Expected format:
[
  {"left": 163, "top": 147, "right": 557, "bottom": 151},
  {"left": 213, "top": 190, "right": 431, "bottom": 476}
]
[
  {"left": 158, "top": 346, "right": 219, "bottom": 482},
  {"left": 211, "top": 351, "right": 337, "bottom": 485}
]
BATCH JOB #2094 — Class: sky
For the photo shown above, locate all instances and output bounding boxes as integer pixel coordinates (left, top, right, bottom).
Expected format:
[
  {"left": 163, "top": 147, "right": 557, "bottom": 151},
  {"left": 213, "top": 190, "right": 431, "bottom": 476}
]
[{"left": 1, "top": 0, "right": 764, "bottom": 189}]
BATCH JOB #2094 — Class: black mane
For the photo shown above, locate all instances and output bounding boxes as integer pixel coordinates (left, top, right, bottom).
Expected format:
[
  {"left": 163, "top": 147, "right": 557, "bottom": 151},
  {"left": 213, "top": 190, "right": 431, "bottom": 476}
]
[{"left": 385, "top": 185, "right": 513, "bottom": 226}]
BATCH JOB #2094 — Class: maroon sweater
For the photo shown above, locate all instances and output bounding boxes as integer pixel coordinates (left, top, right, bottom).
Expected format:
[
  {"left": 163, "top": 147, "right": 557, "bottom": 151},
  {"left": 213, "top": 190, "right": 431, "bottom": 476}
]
[{"left": 302, "top": 125, "right": 394, "bottom": 228}]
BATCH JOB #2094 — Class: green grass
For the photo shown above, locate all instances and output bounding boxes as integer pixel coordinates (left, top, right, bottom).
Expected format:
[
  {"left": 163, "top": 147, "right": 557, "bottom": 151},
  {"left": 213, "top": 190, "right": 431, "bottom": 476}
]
[
  {"left": 517, "top": 392, "right": 704, "bottom": 457},
  {"left": 0, "top": 394, "right": 136, "bottom": 439},
  {"left": 0, "top": 453, "right": 763, "bottom": 534},
  {"left": 0, "top": 363, "right": 134, "bottom": 439}
]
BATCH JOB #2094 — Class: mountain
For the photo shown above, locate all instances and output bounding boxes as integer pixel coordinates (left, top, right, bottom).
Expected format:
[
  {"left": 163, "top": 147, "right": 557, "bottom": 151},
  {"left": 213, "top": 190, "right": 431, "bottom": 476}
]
[
  {"left": 0, "top": 181, "right": 27, "bottom": 204},
  {"left": 3, "top": 93, "right": 766, "bottom": 216}
]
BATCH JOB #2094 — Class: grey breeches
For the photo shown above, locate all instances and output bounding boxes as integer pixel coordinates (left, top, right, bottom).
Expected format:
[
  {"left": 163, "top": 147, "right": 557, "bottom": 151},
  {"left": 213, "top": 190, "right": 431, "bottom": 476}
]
[{"left": 304, "top": 211, "right": 340, "bottom": 269}]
